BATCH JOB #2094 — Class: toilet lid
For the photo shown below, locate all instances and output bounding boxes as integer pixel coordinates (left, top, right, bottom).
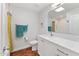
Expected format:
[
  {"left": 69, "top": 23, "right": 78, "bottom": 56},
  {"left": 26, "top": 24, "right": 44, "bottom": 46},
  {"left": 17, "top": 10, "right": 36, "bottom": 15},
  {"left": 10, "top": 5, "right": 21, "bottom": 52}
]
[{"left": 30, "top": 40, "right": 38, "bottom": 45}]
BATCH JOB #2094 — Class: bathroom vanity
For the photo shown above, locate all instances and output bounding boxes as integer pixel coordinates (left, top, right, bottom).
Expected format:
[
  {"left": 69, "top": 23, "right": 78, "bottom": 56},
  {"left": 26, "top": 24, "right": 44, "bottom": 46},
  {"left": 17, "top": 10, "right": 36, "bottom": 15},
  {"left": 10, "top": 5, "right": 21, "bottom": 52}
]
[{"left": 37, "top": 34, "right": 79, "bottom": 56}]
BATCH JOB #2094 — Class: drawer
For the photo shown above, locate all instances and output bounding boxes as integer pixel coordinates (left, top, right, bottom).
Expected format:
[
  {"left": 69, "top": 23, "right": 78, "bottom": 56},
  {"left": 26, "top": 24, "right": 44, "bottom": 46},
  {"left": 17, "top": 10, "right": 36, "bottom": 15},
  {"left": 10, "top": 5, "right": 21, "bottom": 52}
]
[
  {"left": 39, "top": 37, "right": 57, "bottom": 47},
  {"left": 56, "top": 45, "right": 79, "bottom": 56},
  {"left": 56, "top": 48, "right": 69, "bottom": 56}
]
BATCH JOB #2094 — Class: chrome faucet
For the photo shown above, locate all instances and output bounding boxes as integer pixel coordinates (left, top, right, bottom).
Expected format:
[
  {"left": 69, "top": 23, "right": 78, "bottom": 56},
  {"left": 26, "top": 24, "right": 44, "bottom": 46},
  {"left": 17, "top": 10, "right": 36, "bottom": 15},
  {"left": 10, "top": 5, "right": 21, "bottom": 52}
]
[{"left": 50, "top": 31, "right": 53, "bottom": 36}]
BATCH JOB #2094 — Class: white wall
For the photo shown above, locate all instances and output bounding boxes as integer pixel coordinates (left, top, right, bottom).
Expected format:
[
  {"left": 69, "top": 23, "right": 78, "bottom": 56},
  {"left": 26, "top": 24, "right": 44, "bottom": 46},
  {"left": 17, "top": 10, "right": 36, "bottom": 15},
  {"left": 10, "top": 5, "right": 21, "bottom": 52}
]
[
  {"left": 0, "top": 4, "right": 8, "bottom": 54},
  {"left": 66, "top": 8, "right": 79, "bottom": 35},
  {"left": 0, "top": 3, "right": 9, "bottom": 54},
  {"left": 0, "top": 3, "right": 2, "bottom": 53},
  {"left": 39, "top": 8, "right": 49, "bottom": 34},
  {"left": 9, "top": 5, "right": 40, "bottom": 51}
]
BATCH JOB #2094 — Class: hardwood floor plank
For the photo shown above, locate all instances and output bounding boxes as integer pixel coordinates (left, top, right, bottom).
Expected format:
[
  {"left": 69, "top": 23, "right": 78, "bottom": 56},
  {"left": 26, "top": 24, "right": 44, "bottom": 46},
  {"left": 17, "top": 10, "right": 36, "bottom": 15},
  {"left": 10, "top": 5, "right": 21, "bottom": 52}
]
[{"left": 10, "top": 47, "right": 39, "bottom": 56}]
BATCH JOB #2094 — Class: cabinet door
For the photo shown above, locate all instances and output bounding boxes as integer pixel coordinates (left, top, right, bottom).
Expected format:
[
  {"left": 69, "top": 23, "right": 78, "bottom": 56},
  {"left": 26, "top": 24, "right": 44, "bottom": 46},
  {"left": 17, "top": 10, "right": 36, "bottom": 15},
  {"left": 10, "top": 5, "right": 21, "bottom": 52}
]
[
  {"left": 38, "top": 39, "right": 45, "bottom": 56},
  {"left": 38, "top": 38, "right": 57, "bottom": 56},
  {"left": 43, "top": 41, "right": 58, "bottom": 56}
]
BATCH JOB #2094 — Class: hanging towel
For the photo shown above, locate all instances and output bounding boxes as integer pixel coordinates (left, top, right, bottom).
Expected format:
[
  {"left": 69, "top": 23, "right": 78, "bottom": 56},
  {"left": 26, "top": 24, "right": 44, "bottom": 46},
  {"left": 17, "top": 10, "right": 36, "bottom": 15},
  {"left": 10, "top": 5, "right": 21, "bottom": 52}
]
[
  {"left": 7, "top": 12, "right": 13, "bottom": 52},
  {"left": 16, "top": 25, "right": 28, "bottom": 37}
]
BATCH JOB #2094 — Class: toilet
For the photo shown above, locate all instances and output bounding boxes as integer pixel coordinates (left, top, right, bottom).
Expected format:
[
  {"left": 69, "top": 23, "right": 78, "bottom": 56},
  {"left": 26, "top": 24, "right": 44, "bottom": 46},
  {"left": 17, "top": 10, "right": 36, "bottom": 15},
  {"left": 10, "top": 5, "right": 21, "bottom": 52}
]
[
  {"left": 29, "top": 40, "right": 38, "bottom": 51},
  {"left": 23, "top": 36, "right": 38, "bottom": 51}
]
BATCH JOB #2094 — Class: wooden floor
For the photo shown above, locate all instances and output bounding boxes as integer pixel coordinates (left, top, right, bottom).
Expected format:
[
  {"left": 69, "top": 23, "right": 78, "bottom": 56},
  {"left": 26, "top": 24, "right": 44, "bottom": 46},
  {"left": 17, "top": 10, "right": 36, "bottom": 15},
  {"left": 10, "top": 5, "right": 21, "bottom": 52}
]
[{"left": 10, "top": 47, "right": 39, "bottom": 56}]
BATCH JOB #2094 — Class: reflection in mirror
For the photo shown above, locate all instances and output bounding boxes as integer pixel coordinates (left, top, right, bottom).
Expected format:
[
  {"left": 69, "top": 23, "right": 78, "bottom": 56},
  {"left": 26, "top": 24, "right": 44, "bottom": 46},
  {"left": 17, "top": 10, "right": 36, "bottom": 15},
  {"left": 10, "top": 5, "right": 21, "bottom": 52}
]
[
  {"left": 52, "top": 21, "right": 55, "bottom": 32},
  {"left": 48, "top": 3, "right": 79, "bottom": 35}
]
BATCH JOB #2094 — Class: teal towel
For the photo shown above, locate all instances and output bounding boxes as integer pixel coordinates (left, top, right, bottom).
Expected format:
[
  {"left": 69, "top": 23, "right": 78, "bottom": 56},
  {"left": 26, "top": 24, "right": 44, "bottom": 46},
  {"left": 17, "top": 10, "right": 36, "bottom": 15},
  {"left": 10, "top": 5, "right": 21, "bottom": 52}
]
[
  {"left": 16, "top": 25, "right": 28, "bottom": 37},
  {"left": 48, "top": 26, "right": 52, "bottom": 32}
]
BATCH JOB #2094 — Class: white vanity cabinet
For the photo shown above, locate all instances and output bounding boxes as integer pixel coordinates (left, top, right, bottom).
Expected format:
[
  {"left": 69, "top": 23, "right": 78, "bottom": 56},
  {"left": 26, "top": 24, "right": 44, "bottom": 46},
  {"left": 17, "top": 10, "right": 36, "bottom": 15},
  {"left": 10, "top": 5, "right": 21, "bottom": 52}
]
[
  {"left": 38, "top": 37, "right": 58, "bottom": 56},
  {"left": 38, "top": 36, "right": 79, "bottom": 56},
  {"left": 56, "top": 45, "right": 79, "bottom": 56}
]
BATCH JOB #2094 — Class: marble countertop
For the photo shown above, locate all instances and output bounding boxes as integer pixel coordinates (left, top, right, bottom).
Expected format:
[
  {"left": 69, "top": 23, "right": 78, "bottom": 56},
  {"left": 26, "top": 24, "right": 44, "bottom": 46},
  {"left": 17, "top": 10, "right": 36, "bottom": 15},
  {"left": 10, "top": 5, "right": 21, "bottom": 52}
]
[{"left": 38, "top": 34, "right": 79, "bottom": 54}]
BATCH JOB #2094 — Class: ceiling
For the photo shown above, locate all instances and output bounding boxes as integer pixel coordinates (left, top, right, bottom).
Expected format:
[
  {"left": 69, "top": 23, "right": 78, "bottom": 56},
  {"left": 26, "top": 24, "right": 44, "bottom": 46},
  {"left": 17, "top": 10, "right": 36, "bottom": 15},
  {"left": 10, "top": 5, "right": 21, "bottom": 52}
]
[
  {"left": 48, "top": 3, "right": 79, "bottom": 18},
  {"left": 10, "top": 3, "right": 52, "bottom": 13}
]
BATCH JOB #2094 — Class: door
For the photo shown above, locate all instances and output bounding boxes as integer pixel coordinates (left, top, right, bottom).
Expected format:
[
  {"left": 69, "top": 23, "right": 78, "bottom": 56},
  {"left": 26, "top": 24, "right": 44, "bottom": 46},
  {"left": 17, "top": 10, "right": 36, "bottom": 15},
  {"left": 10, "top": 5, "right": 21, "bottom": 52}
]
[{"left": 52, "top": 21, "right": 55, "bottom": 32}]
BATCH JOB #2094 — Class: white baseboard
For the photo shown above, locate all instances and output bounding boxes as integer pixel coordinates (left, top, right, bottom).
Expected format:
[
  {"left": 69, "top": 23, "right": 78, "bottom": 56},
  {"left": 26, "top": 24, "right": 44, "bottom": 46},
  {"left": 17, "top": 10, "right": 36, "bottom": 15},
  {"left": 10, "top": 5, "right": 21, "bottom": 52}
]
[{"left": 12, "top": 45, "right": 31, "bottom": 52}]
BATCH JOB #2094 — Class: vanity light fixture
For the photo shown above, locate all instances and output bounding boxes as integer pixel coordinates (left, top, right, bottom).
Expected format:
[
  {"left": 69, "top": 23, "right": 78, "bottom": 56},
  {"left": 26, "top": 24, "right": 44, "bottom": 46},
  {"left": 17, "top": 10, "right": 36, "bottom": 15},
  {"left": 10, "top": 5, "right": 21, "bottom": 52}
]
[{"left": 55, "top": 7, "right": 64, "bottom": 12}]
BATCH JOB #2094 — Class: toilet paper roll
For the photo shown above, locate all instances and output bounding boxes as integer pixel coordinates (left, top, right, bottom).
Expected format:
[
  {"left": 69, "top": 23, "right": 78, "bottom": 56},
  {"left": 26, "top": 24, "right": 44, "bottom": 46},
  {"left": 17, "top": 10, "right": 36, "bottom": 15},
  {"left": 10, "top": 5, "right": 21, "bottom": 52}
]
[{"left": 24, "top": 36, "right": 29, "bottom": 41}]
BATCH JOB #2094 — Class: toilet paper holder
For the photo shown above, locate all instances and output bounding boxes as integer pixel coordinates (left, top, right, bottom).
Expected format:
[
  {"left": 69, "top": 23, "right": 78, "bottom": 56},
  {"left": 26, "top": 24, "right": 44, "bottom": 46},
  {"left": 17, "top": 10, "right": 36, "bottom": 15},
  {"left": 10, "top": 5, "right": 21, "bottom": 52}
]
[{"left": 23, "top": 36, "right": 29, "bottom": 41}]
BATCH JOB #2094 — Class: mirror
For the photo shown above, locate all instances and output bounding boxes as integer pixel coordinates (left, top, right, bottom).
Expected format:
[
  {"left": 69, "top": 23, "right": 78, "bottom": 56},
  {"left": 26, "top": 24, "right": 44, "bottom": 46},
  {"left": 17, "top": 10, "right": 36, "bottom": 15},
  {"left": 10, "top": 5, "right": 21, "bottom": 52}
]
[{"left": 48, "top": 3, "right": 79, "bottom": 35}]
